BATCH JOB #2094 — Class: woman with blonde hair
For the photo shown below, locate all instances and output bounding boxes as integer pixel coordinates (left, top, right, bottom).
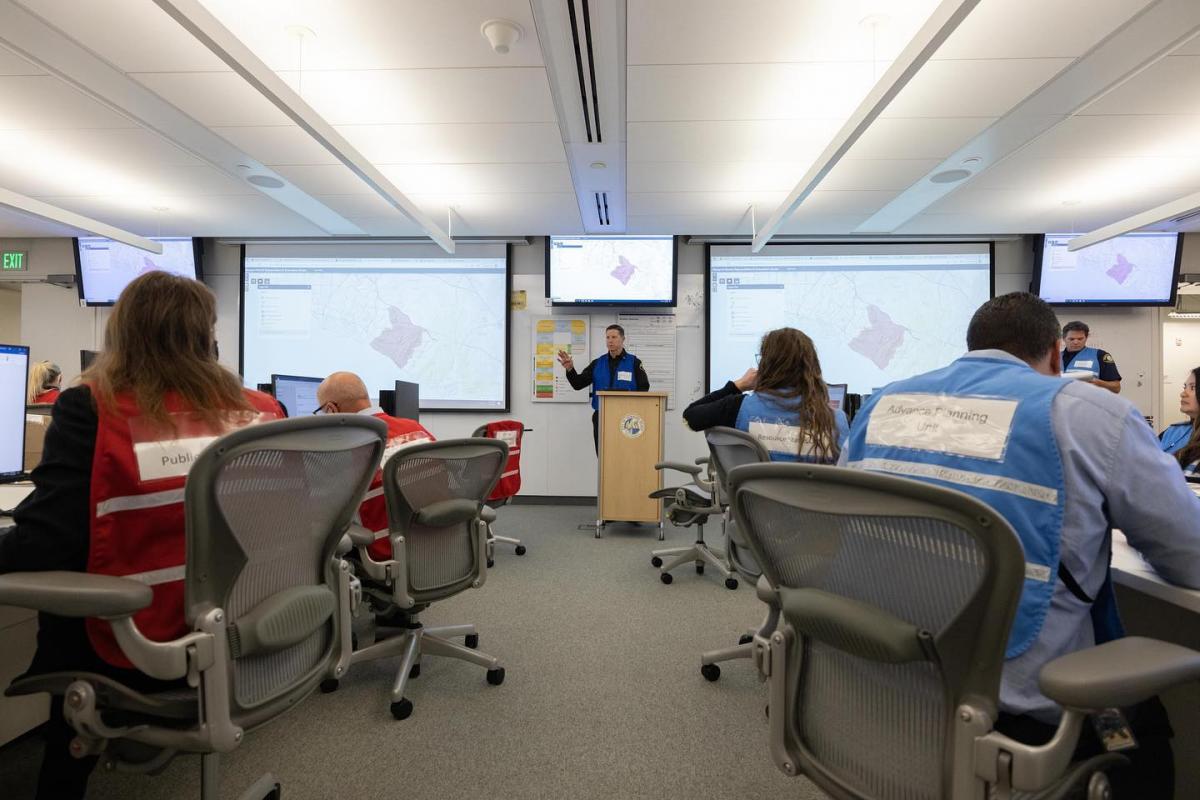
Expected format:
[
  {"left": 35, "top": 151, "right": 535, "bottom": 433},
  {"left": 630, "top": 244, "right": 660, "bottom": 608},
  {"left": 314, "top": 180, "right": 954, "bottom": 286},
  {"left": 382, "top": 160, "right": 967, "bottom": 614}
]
[
  {"left": 26, "top": 360, "right": 62, "bottom": 404},
  {"left": 684, "top": 327, "right": 848, "bottom": 462},
  {"left": 0, "top": 271, "right": 282, "bottom": 799}
]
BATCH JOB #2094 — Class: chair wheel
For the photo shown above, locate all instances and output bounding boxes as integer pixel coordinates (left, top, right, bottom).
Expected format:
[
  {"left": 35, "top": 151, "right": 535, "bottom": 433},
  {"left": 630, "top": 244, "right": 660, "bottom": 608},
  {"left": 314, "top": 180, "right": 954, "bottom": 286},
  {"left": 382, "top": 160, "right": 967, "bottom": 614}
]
[
  {"left": 515, "top": 545, "right": 526, "bottom": 555},
  {"left": 700, "top": 663, "right": 721, "bottom": 682},
  {"left": 390, "top": 698, "right": 413, "bottom": 720},
  {"left": 465, "top": 633, "right": 479, "bottom": 649},
  {"left": 660, "top": 572, "right": 673, "bottom": 585},
  {"left": 650, "top": 556, "right": 663, "bottom": 567},
  {"left": 265, "top": 782, "right": 281, "bottom": 800},
  {"left": 738, "top": 634, "right": 753, "bottom": 645},
  {"left": 409, "top": 663, "right": 421, "bottom": 679},
  {"left": 695, "top": 563, "right": 704, "bottom": 575},
  {"left": 725, "top": 577, "right": 739, "bottom": 590},
  {"left": 487, "top": 559, "right": 495, "bottom": 568},
  {"left": 319, "top": 679, "right": 339, "bottom": 694},
  {"left": 486, "top": 667, "right": 506, "bottom": 686}
]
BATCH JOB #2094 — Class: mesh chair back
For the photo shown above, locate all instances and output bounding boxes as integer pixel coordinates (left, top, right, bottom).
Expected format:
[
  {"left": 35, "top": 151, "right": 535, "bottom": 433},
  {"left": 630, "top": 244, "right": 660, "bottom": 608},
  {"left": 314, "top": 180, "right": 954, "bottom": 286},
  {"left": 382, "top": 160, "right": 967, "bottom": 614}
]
[
  {"left": 730, "top": 463, "right": 1024, "bottom": 800},
  {"left": 383, "top": 439, "right": 507, "bottom": 603},
  {"left": 185, "top": 416, "right": 386, "bottom": 716},
  {"left": 706, "top": 427, "right": 770, "bottom": 578}
]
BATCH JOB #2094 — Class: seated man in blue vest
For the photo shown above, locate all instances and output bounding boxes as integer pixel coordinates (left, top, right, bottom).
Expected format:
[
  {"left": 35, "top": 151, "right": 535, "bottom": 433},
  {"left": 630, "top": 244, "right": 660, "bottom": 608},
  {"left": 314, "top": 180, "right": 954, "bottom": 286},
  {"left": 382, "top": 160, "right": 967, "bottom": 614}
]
[
  {"left": 1062, "top": 320, "right": 1121, "bottom": 393},
  {"left": 840, "top": 292, "right": 1200, "bottom": 798},
  {"left": 557, "top": 323, "right": 650, "bottom": 452}
]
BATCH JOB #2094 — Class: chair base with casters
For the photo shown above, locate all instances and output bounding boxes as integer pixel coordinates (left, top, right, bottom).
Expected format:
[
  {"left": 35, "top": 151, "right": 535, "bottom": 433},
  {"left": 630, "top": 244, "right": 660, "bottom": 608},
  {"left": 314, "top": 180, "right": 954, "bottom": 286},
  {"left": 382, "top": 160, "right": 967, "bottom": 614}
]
[
  {"left": 649, "top": 484, "right": 736, "bottom": 589},
  {"left": 700, "top": 599, "right": 779, "bottom": 681},
  {"left": 484, "top": 497, "right": 526, "bottom": 568}
]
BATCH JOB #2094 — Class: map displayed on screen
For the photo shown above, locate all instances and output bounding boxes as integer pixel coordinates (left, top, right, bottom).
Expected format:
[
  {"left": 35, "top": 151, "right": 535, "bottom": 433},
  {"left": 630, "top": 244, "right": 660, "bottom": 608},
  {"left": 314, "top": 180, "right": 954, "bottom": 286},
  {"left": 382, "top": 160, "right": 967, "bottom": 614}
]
[
  {"left": 708, "top": 245, "right": 992, "bottom": 395},
  {"left": 76, "top": 237, "right": 198, "bottom": 305},
  {"left": 242, "top": 254, "right": 507, "bottom": 410},
  {"left": 1037, "top": 232, "right": 1179, "bottom": 304},
  {"left": 548, "top": 235, "right": 674, "bottom": 305}
]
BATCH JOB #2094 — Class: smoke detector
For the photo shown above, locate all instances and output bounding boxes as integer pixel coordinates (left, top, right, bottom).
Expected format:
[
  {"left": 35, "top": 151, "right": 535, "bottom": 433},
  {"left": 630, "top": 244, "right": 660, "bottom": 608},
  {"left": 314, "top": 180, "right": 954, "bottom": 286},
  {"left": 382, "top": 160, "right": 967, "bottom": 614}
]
[{"left": 481, "top": 19, "right": 523, "bottom": 54}]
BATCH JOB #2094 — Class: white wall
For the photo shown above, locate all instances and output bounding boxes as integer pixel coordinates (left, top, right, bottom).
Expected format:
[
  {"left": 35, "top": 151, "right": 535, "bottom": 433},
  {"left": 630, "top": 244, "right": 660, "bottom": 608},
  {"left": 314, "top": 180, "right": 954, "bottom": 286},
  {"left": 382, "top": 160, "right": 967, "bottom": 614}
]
[{"left": 0, "top": 288, "right": 20, "bottom": 345}]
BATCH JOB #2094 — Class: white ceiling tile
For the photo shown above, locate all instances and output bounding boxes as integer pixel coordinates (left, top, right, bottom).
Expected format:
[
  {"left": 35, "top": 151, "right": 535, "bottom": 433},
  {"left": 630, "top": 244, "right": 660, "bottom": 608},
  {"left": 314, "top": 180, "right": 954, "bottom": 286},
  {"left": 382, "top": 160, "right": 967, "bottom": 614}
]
[
  {"left": 820, "top": 159, "right": 945, "bottom": 191},
  {"left": 0, "top": 47, "right": 42, "bottom": 75},
  {"left": 0, "top": 206, "right": 81, "bottom": 237},
  {"left": 778, "top": 214, "right": 874, "bottom": 234},
  {"left": 336, "top": 123, "right": 567, "bottom": 165},
  {"left": 1018, "top": 115, "right": 1200, "bottom": 159},
  {"left": 627, "top": 120, "right": 844, "bottom": 164},
  {"left": 628, "top": 63, "right": 876, "bottom": 122},
  {"left": 1176, "top": 36, "right": 1200, "bottom": 56},
  {"left": 271, "top": 164, "right": 373, "bottom": 196},
  {"left": 629, "top": 191, "right": 788, "bottom": 217},
  {"left": 377, "top": 163, "right": 573, "bottom": 195},
  {"left": 0, "top": 76, "right": 137, "bottom": 129},
  {"left": 846, "top": 117, "right": 994, "bottom": 159},
  {"left": 211, "top": 125, "right": 341, "bottom": 166},
  {"left": 1081, "top": 55, "right": 1200, "bottom": 115},
  {"left": 333, "top": 216, "right": 426, "bottom": 236},
  {"left": 883, "top": 58, "right": 1072, "bottom": 119},
  {"left": 409, "top": 192, "right": 583, "bottom": 235},
  {"left": 933, "top": 0, "right": 1151, "bottom": 60},
  {"left": 628, "top": 162, "right": 806, "bottom": 194},
  {"left": 132, "top": 72, "right": 296, "bottom": 127},
  {"left": 31, "top": 193, "right": 326, "bottom": 236},
  {"left": 312, "top": 194, "right": 397, "bottom": 218}
]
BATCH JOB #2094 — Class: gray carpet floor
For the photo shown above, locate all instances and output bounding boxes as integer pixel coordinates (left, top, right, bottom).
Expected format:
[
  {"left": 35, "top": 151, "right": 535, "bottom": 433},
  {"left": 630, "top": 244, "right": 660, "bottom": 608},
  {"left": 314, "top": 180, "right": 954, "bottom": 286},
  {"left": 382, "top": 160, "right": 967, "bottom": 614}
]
[{"left": 0, "top": 505, "right": 825, "bottom": 799}]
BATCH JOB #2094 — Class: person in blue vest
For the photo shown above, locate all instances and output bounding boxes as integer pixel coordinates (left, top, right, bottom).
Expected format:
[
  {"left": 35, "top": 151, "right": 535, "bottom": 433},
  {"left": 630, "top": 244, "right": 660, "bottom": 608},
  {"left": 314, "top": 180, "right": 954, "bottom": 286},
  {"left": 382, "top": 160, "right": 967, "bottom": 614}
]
[
  {"left": 557, "top": 323, "right": 650, "bottom": 452},
  {"left": 1061, "top": 320, "right": 1121, "bottom": 393},
  {"left": 683, "top": 327, "right": 848, "bottom": 462},
  {"left": 1160, "top": 367, "right": 1200, "bottom": 473},
  {"left": 840, "top": 292, "right": 1200, "bottom": 798}
]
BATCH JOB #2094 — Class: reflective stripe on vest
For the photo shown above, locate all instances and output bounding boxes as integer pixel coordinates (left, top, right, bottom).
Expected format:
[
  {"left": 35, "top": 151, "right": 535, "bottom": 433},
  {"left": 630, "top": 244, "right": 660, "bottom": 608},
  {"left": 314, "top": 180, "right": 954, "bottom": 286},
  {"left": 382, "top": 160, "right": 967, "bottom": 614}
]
[
  {"left": 1063, "top": 346, "right": 1101, "bottom": 378},
  {"left": 590, "top": 352, "right": 638, "bottom": 410},
  {"left": 1160, "top": 421, "right": 1192, "bottom": 455},
  {"left": 845, "top": 355, "right": 1068, "bottom": 659}
]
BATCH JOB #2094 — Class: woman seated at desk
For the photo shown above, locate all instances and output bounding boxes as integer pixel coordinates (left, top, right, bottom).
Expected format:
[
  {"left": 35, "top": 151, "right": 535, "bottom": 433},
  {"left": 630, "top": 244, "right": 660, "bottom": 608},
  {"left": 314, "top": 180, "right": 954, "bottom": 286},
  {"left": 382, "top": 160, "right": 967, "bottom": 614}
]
[
  {"left": 1160, "top": 367, "right": 1200, "bottom": 474},
  {"left": 26, "top": 360, "right": 61, "bottom": 405},
  {"left": 683, "top": 326, "right": 848, "bottom": 463},
  {"left": 0, "top": 271, "right": 282, "bottom": 800}
]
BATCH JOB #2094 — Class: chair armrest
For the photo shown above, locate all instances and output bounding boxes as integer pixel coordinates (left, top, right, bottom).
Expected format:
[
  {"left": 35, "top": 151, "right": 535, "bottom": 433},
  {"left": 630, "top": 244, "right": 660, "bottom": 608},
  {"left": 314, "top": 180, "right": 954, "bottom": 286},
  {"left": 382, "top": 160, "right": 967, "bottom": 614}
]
[
  {"left": 414, "top": 499, "right": 480, "bottom": 527},
  {"left": 0, "top": 572, "right": 152, "bottom": 619},
  {"left": 695, "top": 457, "right": 710, "bottom": 466},
  {"left": 346, "top": 524, "right": 375, "bottom": 547},
  {"left": 655, "top": 461, "right": 702, "bottom": 476},
  {"left": 1039, "top": 636, "right": 1200, "bottom": 710},
  {"left": 480, "top": 506, "right": 497, "bottom": 524}
]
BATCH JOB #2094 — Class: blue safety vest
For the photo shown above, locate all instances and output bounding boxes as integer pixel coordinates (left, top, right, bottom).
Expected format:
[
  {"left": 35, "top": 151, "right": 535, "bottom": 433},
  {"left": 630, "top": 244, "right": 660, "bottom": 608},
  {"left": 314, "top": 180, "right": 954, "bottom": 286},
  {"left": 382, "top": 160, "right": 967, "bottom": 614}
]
[
  {"left": 735, "top": 391, "right": 847, "bottom": 463},
  {"left": 1159, "top": 421, "right": 1193, "bottom": 455},
  {"left": 846, "top": 354, "right": 1080, "bottom": 659},
  {"left": 590, "top": 351, "right": 638, "bottom": 410},
  {"left": 1063, "top": 346, "right": 1101, "bottom": 378}
]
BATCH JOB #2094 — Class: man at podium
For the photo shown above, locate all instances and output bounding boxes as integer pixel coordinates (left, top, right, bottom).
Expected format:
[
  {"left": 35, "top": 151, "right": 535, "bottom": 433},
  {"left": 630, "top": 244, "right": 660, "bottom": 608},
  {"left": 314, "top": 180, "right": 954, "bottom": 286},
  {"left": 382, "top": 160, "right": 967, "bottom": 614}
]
[{"left": 557, "top": 323, "right": 650, "bottom": 451}]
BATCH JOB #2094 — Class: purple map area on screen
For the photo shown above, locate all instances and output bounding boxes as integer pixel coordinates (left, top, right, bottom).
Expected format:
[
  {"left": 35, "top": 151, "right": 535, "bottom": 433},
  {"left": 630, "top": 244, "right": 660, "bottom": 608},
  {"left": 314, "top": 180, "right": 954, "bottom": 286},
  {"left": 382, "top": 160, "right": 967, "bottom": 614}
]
[
  {"left": 610, "top": 255, "right": 636, "bottom": 285},
  {"left": 1106, "top": 254, "right": 1134, "bottom": 285}
]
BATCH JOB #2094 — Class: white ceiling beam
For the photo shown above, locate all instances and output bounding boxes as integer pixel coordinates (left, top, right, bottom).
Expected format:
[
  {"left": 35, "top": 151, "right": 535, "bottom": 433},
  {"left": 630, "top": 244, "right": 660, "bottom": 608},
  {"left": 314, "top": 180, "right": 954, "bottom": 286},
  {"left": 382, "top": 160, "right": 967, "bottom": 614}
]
[
  {"left": 152, "top": 0, "right": 454, "bottom": 253},
  {"left": 0, "top": 187, "right": 163, "bottom": 253},
  {"left": 0, "top": 0, "right": 362, "bottom": 237},
  {"left": 1067, "top": 190, "right": 1200, "bottom": 251},
  {"left": 856, "top": 0, "right": 1200, "bottom": 234},
  {"left": 749, "top": 0, "right": 981, "bottom": 252}
]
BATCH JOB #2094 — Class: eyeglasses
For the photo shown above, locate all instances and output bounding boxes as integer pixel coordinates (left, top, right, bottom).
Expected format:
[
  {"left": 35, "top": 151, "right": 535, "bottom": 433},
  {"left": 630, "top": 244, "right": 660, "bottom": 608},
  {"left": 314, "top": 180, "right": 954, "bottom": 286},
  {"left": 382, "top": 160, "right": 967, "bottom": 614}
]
[
  {"left": 312, "top": 401, "right": 337, "bottom": 415},
  {"left": 755, "top": 352, "right": 762, "bottom": 364},
  {"left": 1184, "top": 383, "right": 1196, "bottom": 392}
]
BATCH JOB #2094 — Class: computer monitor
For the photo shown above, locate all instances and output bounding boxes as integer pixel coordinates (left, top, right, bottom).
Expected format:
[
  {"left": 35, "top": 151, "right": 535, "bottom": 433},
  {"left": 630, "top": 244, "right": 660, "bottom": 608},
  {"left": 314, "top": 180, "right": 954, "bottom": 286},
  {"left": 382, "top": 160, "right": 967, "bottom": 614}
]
[
  {"left": 270, "top": 374, "right": 321, "bottom": 418},
  {"left": 80, "top": 349, "right": 99, "bottom": 372},
  {"left": 256, "top": 383, "right": 274, "bottom": 396},
  {"left": 0, "top": 343, "right": 30, "bottom": 481},
  {"left": 827, "top": 383, "right": 848, "bottom": 413},
  {"left": 378, "top": 380, "right": 419, "bottom": 421}
]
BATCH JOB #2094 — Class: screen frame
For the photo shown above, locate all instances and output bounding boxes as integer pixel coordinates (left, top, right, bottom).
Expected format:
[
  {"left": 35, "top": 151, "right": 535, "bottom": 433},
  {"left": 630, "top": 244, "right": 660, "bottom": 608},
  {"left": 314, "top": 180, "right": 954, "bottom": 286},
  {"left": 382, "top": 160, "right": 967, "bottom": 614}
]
[
  {"left": 704, "top": 240, "right": 996, "bottom": 393},
  {"left": 73, "top": 237, "right": 203, "bottom": 307},
  {"left": 2, "top": 343, "right": 30, "bottom": 479},
  {"left": 545, "top": 234, "right": 679, "bottom": 307},
  {"left": 1031, "top": 232, "right": 1183, "bottom": 307},
  {"left": 270, "top": 373, "right": 322, "bottom": 418},
  {"left": 241, "top": 243, "right": 512, "bottom": 413}
]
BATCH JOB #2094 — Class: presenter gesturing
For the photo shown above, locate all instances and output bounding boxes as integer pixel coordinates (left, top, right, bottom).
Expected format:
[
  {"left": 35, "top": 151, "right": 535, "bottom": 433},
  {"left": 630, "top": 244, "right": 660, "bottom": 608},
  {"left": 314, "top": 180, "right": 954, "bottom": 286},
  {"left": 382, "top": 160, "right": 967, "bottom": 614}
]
[{"left": 558, "top": 323, "right": 650, "bottom": 451}]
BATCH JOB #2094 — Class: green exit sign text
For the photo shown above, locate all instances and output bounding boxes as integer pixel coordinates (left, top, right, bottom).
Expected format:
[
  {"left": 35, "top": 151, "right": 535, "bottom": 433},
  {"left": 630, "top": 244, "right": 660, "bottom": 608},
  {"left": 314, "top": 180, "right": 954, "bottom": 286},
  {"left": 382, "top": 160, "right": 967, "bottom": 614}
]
[{"left": 2, "top": 251, "right": 28, "bottom": 271}]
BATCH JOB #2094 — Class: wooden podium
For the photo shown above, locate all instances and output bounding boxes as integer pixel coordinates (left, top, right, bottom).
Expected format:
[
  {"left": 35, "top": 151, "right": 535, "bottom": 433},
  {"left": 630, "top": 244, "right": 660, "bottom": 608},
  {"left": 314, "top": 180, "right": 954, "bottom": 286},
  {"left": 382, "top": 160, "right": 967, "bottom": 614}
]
[{"left": 595, "top": 391, "right": 667, "bottom": 538}]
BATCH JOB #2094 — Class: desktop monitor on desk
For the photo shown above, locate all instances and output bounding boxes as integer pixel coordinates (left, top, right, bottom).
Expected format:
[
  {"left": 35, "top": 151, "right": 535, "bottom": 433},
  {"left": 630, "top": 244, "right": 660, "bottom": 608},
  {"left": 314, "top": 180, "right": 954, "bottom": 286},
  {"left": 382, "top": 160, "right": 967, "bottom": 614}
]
[
  {"left": 0, "top": 344, "right": 30, "bottom": 482},
  {"left": 271, "top": 374, "right": 321, "bottom": 418},
  {"left": 80, "top": 349, "right": 99, "bottom": 373},
  {"left": 827, "top": 383, "right": 847, "bottom": 413},
  {"left": 378, "top": 380, "right": 420, "bottom": 421}
]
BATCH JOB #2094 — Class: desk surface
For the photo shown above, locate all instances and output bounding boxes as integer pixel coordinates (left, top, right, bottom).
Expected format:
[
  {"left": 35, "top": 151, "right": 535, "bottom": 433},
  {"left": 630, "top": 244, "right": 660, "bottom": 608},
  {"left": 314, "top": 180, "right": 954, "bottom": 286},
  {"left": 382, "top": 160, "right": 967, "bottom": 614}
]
[
  {"left": 1112, "top": 532, "right": 1200, "bottom": 614},
  {"left": 0, "top": 482, "right": 33, "bottom": 515}
]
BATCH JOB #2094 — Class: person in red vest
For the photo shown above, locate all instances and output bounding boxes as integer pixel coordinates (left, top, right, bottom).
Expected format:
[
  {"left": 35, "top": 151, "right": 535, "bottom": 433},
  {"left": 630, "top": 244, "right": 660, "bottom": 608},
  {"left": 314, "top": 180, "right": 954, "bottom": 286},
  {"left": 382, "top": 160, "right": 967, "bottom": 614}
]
[
  {"left": 315, "top": 371, "right": 434, "bottom": 562},
  {"left": 0, "top": 271, "right": 283, "bottom": 800},
  {"left": 26, "top": 360, "right": 62, "bottom": 404}
]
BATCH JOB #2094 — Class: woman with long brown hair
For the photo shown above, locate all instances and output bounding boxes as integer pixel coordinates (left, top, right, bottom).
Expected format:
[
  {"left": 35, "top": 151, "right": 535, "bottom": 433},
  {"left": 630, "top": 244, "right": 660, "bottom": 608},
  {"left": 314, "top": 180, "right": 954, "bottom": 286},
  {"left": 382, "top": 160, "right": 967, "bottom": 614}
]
[
  {"left": 1161, "top": 366, "right": 1200, "bottom": 474},
  {"left": 683, "top": 327, "right": 848, "bottom": 462},
  {"left": 0, "top": 271, "right": 282, "bottom": 799}
]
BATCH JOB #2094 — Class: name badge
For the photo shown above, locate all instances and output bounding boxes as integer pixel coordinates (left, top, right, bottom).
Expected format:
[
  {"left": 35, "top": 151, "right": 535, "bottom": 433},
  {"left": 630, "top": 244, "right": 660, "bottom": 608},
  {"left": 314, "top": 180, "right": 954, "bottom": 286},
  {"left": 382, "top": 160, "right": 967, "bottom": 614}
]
[
  {"left": 617, "top": 370, "right": 633, "bottom": 382},
  {"left": 381, "top": 432, "right": 433, "bottom": 466},
  {"left": 1073, "top": 360, "right": 1094, "bottom": 369},
  {"left": 135, "top": 435, "right": 218, "bottom": 481},
  {"left": 496, "top": 429, "right": 519, "bottom": 446},
  {"left": 749, "top": 421, "right": 815, "bottom": 457},
  {"left": 130, "top": 410, "right": 275, "bottom": 482},
  {"left": 865, "top": 393, "right": 1018, "bottom": 461}
]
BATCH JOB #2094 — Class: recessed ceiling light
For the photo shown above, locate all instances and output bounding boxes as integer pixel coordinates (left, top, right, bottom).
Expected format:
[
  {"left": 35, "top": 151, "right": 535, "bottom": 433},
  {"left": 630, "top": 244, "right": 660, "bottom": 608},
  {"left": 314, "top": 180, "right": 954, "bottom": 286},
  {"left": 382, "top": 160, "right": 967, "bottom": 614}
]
[
  {"left": 246, "top": 174, "right": 286, "bottom": 189},
  {"left": 961, "top": 156, "right": 982, "bottom": 167},
  {"left": 285, "top": 25, "right": 316, "bottom": 41},
  {"left": 590, "top": 161, "right": 606, "bottom": 170},
  {"left": 481, "top": 19, "right": 523, "bottom": 55},
  {"left": 151, "top": 205, "right": 170, "bottom": 213},
  {"left": 930, "top": 169, "right": 972, "bottom": 184},
  {"left": 1062, "top": 199, "right": 1082, "bottom": 207}
]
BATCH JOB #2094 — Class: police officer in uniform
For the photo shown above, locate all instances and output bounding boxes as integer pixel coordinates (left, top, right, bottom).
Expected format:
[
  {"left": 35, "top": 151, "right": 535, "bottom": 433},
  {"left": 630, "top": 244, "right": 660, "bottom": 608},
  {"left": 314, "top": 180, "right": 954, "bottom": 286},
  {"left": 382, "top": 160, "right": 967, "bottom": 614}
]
[
  {"left": 1061, "top": 320, "right": 1121, "bottom": 393},
  {"left": 841, "top": 292, "right": 1200, "bottom": 798},
  {"left": 557, "top": 323, "right": 649, "bottom": 452}
]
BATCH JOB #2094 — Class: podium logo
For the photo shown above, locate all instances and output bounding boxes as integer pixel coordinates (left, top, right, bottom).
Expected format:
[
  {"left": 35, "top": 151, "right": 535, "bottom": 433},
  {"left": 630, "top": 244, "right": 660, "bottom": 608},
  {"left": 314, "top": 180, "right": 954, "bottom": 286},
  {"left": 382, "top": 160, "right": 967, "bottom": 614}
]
[{"left": 620, "top": 414, "right": 645, "bottom": 439}]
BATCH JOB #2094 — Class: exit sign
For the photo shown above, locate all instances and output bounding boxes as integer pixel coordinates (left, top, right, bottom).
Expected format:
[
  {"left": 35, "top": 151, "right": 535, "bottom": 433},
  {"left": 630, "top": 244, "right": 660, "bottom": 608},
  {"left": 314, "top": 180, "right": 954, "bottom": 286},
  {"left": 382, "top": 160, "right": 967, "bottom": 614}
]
[{"left": 2, "top": 251, "right": 27, "bottom": 271}]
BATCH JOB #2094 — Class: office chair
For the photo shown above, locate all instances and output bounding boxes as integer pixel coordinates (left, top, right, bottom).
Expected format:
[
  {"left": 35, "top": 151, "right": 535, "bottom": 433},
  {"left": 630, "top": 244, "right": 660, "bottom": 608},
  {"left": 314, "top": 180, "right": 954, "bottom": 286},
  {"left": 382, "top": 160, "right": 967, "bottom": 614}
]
[
  {"left": 0, "top": 415, "right": 387, "bottom": 800},
  {"left": 336, "top": 438, "right": 508, "bottom": 720},
  {"left": 729, "top": 463, "right": 1200, "bottom": 800},
  {"left": 648, "top": 451, "right": 735, "bottom": 588},
  {"left": 697, "top": 427, "right": 772, "bottom": 680},
  {"left": 472, "top": 421, "right": 528, "bottom": 565}
]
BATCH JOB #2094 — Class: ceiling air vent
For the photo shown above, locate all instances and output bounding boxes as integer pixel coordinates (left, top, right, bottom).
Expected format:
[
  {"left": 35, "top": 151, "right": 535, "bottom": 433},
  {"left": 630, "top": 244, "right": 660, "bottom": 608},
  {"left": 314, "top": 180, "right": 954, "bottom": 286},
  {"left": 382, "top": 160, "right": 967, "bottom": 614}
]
[
  {"left": 594, "top": 192, "right": 611, "bottom": 226},
  {"left": 1171, "top": 207, "right": 1200, "bottom": 225},
  {"left": 567, "top": 0, "right": 602, "bottom": 143}
]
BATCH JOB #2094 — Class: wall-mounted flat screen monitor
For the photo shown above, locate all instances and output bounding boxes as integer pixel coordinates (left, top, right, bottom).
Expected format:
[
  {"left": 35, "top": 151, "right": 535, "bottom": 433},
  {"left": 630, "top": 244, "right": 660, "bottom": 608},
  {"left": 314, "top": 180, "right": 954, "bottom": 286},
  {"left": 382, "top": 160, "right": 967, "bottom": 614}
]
[
  {"left": 242, "top": 243, "right": 509, "bottom": 411},
  {"left": 547, "top": 235, "right": 677, "bottom": 306},
  {"left": 1032, "top": 232, "right": 1182, "bottom": 306},
  {"left": 708, "top": 242, "right": 993, "bottom": 395},
  {"left": 74, "top": 236, "right": 202, "bottom": 306},
  {"left": 0, "top": 343, "right": 30, "bottom": 480},
  {"left": 271, "top": 374, "right": 321, "bottom": 418},
  {"left": 827, "top": 383, "right": 847, "bottom": 413}
]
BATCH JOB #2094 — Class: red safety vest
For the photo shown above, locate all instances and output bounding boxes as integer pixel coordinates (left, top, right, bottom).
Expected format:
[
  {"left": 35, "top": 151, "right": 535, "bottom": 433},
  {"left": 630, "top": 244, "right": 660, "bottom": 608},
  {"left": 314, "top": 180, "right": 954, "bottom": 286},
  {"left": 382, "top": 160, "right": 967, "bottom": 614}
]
[
  {"left": 358, "top": 412, "right": 436, "bottom": 561},
  {"left": 33, "top": 388, "right": 60, "bottom": 404},
  {"left": 484, "top": 420, "right": 523, "bottom": 501},
  {"left": 86, "top": 388, "right": 282, "bottom": 668}
]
